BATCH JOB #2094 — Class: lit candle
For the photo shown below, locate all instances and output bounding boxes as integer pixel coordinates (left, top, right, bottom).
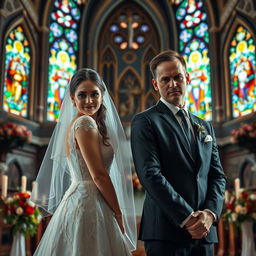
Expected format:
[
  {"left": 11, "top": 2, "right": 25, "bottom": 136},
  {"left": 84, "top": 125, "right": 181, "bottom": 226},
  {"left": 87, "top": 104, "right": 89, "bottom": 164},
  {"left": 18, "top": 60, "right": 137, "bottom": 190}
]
[
  {"left": 32, "top": 181, "right": 38, "bottom": 200},
  {"left": 234, "top": 178, "right": 240, "bottom": 199},
  {"left": 21, "top": 176, "right": 27, "bottom": 193},
  {"left": 2, "top": 175, "right": 8, "bottom": 198}
]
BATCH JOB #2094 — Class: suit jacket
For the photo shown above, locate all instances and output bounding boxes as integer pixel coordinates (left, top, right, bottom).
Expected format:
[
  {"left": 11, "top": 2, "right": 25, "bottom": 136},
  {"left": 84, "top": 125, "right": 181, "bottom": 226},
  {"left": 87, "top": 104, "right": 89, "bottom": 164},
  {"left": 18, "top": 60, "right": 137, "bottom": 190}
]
[{"left": 131, "top": 101, "right": 226, "bottom": 244}]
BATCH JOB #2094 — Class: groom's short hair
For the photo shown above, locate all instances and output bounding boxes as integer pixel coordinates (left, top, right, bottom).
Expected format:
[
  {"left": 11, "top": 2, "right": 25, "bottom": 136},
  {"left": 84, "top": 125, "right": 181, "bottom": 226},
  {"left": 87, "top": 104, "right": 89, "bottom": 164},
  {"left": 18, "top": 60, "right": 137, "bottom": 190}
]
[{"left": 150, "top": 50, "right": 187, "bottom": 79}]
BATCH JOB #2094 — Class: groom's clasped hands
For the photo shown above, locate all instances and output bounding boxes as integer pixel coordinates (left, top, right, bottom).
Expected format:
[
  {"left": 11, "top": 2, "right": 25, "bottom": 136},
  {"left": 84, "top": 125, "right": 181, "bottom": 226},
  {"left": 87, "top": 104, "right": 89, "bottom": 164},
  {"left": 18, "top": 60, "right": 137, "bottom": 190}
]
[{"left": 185, "top": 210, "right": 214, "bottom": 239}]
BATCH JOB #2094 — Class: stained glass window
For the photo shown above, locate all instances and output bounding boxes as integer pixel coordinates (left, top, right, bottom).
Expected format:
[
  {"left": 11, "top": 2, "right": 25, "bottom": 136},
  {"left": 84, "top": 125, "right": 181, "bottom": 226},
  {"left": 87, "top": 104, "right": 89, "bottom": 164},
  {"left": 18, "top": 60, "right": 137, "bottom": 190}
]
[
  {"left": 174, "top": 0, "right": 212, "bottom": 120},
  {"left": 109, "top": 11, "right": 151, "bottom": 50},
  {"left": 3, "top": 26, "right": 31, "bottom": 117},
  {"left": 230, "top": 25, "right": 256, "bottom": 117},
  {"left": 47, "top": 0, "right": 83, "bottom": 121}
]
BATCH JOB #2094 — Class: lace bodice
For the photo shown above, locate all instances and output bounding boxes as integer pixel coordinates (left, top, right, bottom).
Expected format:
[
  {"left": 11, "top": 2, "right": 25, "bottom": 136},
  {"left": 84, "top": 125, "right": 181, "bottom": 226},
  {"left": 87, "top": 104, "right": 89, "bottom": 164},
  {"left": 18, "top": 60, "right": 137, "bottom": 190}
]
[{"left": 67, "top": 115, "right": 114, "bottom": 182}]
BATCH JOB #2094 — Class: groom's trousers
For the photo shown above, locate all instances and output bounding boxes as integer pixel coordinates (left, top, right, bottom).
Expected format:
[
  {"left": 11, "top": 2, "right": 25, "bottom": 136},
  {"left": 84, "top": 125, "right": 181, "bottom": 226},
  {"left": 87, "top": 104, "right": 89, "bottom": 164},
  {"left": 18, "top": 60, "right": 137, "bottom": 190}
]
[{"left": 144, "top": 239, "right": 214, "bottom": 256}]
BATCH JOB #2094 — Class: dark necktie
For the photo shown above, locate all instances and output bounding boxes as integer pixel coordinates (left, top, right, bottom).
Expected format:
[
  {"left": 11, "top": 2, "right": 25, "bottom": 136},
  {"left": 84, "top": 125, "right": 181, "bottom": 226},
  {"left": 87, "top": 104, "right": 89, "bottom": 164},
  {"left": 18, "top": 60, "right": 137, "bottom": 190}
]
[{"left": 177, "top": 109, "right": 197, "bottom": 159}]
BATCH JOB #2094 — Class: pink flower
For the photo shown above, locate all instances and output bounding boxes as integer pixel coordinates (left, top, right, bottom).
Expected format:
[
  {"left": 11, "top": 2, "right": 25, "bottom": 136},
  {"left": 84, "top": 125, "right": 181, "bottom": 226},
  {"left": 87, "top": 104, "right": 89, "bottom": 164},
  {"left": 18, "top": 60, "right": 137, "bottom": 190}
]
[{"left": 0, "top": 122, "right": 32, "bottom": 153}]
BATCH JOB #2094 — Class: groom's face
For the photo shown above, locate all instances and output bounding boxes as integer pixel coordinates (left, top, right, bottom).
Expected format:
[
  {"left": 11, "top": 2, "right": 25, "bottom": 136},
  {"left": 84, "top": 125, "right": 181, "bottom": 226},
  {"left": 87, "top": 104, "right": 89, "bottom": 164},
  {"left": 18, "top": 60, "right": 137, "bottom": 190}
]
[{"left": 152, "top": 59, "right": 190, "bottom": 108}]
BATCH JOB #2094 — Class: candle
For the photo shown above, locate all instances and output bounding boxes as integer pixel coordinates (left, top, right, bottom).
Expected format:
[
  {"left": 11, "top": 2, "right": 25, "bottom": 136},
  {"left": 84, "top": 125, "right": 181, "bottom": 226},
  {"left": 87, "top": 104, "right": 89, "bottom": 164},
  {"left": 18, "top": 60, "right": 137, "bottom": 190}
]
[
  {"left": 21, "top": 176, "right": 27, "bottom": 193},
  {"left": 225, "top": 190, "right": 229, "bottom": 203},
  {"left": 0, "top": 172, "right": 2, "bottom": 189},
  {"left": 32, "top": 181, "right": 38, "bottom": 200},
  {"left": 234, "top": 178, "right": 240, "bottom": 199},
  {"left": 1, "top": 175, "right": 8, "bottom": 198},
  {"left": 41, "top": 194, "right": 47, "bottom": 205}
]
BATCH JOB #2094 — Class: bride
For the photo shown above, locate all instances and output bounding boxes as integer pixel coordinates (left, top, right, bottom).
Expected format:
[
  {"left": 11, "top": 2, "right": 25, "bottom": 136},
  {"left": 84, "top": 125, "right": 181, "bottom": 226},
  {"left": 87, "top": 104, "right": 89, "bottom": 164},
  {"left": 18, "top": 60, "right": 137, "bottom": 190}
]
[{"left": 32, "top": 68, "right": 137, "bottom": 255}]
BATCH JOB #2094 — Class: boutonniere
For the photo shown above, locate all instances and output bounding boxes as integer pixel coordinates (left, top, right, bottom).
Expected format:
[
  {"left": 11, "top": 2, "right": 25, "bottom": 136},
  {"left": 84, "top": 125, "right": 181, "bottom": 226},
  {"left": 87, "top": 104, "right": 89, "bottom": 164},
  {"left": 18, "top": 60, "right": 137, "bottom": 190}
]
[
  {"left": 193, "top": 122, "right": 206, "bottom": 134},
  {"left": 204, "top": 135, "right": 213, "bottom": 142}
]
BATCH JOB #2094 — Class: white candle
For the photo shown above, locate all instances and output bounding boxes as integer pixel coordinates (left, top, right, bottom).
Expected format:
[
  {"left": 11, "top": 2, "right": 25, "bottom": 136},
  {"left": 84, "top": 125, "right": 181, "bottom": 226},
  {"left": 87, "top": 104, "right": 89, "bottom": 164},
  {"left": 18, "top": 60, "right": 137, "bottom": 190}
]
[
  {"left": 234, "top": 178, "right": 240, "bottom": 199},
  {"left": 32, "top": 181, "right": 38, "bottom": 200},
  {"left": 2, "top": 175, "right": 8, "bottom": 198},
  {"left": 225, "top": 190, "right": 229, "bottom": 203},
  {"left": 21, "top": 176, "right": 27, "bottom": 193},
  {"left": 0, "top": 172, "right": 2, "bottom": 189},
  {"left": 41, "top": 194, "right": 47, "bottom": 205}
]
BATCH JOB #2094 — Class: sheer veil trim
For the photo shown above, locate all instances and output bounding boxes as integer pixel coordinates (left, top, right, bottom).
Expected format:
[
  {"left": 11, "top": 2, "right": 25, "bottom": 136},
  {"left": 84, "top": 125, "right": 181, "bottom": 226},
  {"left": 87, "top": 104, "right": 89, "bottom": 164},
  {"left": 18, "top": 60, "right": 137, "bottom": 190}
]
[{"left": 31, "top": 69, "right": 137, "bottom": 251}]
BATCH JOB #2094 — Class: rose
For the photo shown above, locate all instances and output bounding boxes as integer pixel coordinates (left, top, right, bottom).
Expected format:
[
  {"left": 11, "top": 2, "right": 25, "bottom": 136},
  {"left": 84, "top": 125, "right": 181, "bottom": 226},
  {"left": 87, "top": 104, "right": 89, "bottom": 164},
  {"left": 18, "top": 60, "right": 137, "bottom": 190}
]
[
  {"left": 0, "top": 122, "right": 32, "bottom": 153},
  {"left": 249, "top": 194, "right": 256, "bottom": 200},
  {"left": 231, "top": 213, "right": 238, "bottom": 222},
  {"left": 235, "top": 205, "right": 242, "bottom": 214},
  {"left": 16, "top": 207, "right": 24, "bottom": 215}
]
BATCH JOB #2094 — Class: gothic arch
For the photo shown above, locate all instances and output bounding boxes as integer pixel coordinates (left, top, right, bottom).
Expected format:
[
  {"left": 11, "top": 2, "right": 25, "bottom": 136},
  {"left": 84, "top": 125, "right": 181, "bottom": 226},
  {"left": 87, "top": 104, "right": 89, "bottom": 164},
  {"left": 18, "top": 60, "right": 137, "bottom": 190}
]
[
  {"left": 7, "top": 160, "right": 22, "bottom": 191},
  {"left": 92, "top": 1, "right": 161, "bottom": 125},
  {"left": 204, "top": 0, "right": 219, "bottom": 29},
  {"left": 223, "top": 17, "right": 256, "bottom": 120},
  {"left": 145, "top": 90, "right": 159, "bottom": 110},
  {"left": 87, "top": 0, "right": 166, "bottom": 68},
  {"left": 118, "top": 67, "right": 141, "bottom": 85},
  {"left": 141, "top": 47, "right": 157, "bottom": 109},
  {"left": 100, "top": 46, "right": 117, "bottom": 100},
  {"left": 142, "top": 46, "right": 157, "bottom": 86},
  {"left": 118, "top": 67, "right": 141, "bottom": 124},
  {"left": 1, "top": 17, "right": 36, "bottom": 120},
  {"left": 239, "top": 157, "right": 256, "bottom": 189}
]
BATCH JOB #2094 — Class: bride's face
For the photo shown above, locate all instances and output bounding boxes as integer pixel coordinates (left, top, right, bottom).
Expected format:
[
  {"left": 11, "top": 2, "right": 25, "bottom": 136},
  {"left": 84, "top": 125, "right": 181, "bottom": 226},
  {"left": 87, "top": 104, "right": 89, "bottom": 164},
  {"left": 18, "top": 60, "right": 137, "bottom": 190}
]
[{"left": 72, "top": 80, "right": 103, "bottom": 119}]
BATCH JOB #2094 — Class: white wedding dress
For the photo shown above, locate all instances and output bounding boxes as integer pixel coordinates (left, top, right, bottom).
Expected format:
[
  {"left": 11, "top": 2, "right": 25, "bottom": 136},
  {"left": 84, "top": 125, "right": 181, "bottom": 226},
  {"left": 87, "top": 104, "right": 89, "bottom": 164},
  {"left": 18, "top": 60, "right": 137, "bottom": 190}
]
[{"left": 33, "top": 116, "right": 131, "bottom": 256}]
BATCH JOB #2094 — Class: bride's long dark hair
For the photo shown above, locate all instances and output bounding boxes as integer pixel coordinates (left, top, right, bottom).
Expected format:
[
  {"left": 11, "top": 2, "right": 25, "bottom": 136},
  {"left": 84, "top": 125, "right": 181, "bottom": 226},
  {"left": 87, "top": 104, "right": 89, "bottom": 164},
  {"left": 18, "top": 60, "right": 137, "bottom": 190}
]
[{"left": 69, "top": 68, "right": 110, "bottom": 146}]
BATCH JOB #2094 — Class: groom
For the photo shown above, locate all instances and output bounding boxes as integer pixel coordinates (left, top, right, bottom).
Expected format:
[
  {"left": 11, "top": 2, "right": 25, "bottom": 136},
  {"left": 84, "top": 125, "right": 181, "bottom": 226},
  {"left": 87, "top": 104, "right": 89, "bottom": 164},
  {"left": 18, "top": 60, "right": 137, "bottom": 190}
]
[{"left": 131, "top": 50, "right": 226, "bottom": 256}]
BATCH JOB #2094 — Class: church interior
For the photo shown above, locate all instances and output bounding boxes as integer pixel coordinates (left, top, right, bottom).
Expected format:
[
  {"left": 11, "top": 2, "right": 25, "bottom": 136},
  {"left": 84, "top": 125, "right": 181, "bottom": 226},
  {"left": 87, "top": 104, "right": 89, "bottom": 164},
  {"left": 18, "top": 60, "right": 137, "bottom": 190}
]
[{"left": 0, "top": 0, "right": 256, "bottom": 255}]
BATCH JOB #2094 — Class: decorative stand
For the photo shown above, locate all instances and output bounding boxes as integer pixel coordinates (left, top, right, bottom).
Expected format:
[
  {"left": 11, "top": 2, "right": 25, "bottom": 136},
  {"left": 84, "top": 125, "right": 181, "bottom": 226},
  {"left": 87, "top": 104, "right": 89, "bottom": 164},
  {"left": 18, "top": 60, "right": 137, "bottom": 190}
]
[
  {"left": 10, "top": 232, "right": 26, "bottom": 256},
  {"left": 241, "top": 221, "right": 256, "bottom": 256}
]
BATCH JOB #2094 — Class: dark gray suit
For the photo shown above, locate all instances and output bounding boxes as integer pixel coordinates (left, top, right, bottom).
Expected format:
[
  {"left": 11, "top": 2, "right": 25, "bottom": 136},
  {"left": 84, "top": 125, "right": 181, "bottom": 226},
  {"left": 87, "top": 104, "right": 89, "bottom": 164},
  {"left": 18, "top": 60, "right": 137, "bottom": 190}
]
[{"left": 131, "top": 101, "right": 226, "bottom": 254}]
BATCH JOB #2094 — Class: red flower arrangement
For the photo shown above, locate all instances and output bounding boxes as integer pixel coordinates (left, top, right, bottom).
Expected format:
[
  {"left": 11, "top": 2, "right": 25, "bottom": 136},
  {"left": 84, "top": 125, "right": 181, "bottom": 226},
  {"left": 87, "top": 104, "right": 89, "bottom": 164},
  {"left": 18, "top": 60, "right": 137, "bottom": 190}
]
[
  {"left": 0, "top": 122, "right": 32, "bottom": 154},
  {"left": 231, "top": 121, "right": 256, "bottom": 153},
  {"left": 222, "top": 189, "right": 256, "bottom": 225},
  {"left": 0, "top": 192, "right": 41, "bottom": 237},
  {"left": 132, "top": 172, "right": 144, "bottom": 194}
]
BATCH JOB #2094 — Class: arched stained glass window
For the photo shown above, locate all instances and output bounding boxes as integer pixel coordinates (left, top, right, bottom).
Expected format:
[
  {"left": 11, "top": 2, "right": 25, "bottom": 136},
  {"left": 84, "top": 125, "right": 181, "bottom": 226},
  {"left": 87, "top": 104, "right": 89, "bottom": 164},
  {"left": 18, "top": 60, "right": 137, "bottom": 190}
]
[
  {"left": 3, "top": 25, "right": 31, "bottom": 117},
  {"left": 230, "top": 25, "right": 256, "bottom": 117},
  {"left": 174, "top": 0, "right": 212, "bottom": 120},
  {"left": 47, "top": 0, "right": 83, "bottom": 121}
]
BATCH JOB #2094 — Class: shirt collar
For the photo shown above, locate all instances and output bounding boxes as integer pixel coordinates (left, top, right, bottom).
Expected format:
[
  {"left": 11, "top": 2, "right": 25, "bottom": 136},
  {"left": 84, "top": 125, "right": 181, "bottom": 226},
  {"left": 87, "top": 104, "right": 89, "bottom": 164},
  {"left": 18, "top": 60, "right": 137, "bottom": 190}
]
[{"left": 160, "top": 98, "right": 189, "bottom": 117}]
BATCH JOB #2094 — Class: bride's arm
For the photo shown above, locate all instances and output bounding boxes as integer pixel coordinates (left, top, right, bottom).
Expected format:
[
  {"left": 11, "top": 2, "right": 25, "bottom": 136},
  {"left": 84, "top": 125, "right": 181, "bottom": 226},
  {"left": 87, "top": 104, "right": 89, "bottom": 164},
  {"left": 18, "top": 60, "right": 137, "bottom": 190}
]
[{"left": 75, "top": 127, "right": 124, "bottom": 233}]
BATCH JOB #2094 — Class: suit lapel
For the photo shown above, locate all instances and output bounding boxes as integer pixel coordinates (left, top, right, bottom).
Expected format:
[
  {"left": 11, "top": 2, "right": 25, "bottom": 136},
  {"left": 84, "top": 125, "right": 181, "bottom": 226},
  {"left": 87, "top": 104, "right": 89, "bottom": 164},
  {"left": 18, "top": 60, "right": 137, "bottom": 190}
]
[
  {"left": 189, "top": 114, "right": 203, "bottom": 169},
  {"left": 156, "top": 101, "right": 195, "bottom": 165}
]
